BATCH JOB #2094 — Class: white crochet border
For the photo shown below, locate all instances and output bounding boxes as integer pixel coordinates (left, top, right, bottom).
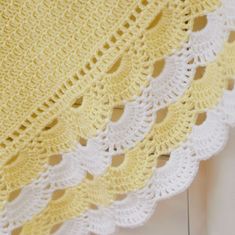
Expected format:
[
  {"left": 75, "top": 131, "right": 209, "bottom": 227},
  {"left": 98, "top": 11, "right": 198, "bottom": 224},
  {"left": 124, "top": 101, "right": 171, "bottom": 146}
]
[
  {"left": 60, "top": 5, "right": 231, "bottom": 176},
  {"left": 53, "top": 87, "right": 235, "bottom": 235}
]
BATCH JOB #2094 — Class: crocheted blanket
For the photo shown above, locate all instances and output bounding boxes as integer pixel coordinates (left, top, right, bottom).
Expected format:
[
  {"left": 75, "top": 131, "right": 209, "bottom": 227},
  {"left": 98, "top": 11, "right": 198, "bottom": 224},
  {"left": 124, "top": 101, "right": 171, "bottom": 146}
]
[{"left": 0, "top": 0, "right": 235, "bottom": 234}]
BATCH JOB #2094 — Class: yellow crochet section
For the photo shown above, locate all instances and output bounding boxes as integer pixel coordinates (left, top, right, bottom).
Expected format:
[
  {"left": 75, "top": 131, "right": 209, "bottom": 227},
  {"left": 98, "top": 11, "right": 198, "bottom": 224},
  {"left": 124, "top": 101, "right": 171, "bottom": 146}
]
[
  {"left": 0, "top": 0, "right": 222, "bottom": 217},
  {"left": 18, "top": 41, "right": 235, "bottom": 235},
  {"left": 0, "top": 0, "right": 219, "bottom": 167},
  {"left": 0, "top": 0, "right": 232, "bottom": 234},
  {"left": 0, "top": 0, "right": 221, "bottom": 210}
]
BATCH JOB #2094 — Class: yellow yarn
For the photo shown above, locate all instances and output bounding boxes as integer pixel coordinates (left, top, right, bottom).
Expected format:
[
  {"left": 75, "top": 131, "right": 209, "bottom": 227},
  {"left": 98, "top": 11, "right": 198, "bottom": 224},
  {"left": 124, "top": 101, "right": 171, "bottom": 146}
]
[
  {"left": 0, "top": 0, "right": 165, "bottom": 164},
  {"left": 0, "top": 0, "right": 220, "bottom": 200},
  {"left": 0, "top": 0, "right": 218, "bottom": 166},
  {"left": 18, "top": 41, "right": 235, "bottom": 235}
]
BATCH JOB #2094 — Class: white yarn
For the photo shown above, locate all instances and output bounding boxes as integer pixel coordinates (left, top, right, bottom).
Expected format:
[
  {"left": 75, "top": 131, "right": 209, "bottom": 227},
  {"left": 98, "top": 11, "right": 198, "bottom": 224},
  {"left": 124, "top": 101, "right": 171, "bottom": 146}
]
[{"left": 54, "top": 88, "right": 235, "bottom": 235}]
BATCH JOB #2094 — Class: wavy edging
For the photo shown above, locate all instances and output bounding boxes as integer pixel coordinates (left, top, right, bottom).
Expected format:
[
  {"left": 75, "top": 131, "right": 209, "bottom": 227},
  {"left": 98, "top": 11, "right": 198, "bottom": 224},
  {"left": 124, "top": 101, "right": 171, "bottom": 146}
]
[{"left": 53, "top": 87, "right": 235, "bottom": 235}]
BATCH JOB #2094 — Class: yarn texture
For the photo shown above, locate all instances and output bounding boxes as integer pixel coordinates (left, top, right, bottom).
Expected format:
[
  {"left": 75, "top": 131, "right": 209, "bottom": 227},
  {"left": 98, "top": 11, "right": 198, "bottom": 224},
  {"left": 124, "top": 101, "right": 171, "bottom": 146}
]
[{"left": 0, "top": 0, "right": 235, "bottom": 234}]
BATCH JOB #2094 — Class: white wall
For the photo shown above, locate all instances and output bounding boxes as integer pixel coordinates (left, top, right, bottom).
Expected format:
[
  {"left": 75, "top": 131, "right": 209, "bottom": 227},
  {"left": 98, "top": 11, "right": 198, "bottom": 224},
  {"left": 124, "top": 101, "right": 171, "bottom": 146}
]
[{"left": 206, "top": 129, "right": 235, "bottom": 235}]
